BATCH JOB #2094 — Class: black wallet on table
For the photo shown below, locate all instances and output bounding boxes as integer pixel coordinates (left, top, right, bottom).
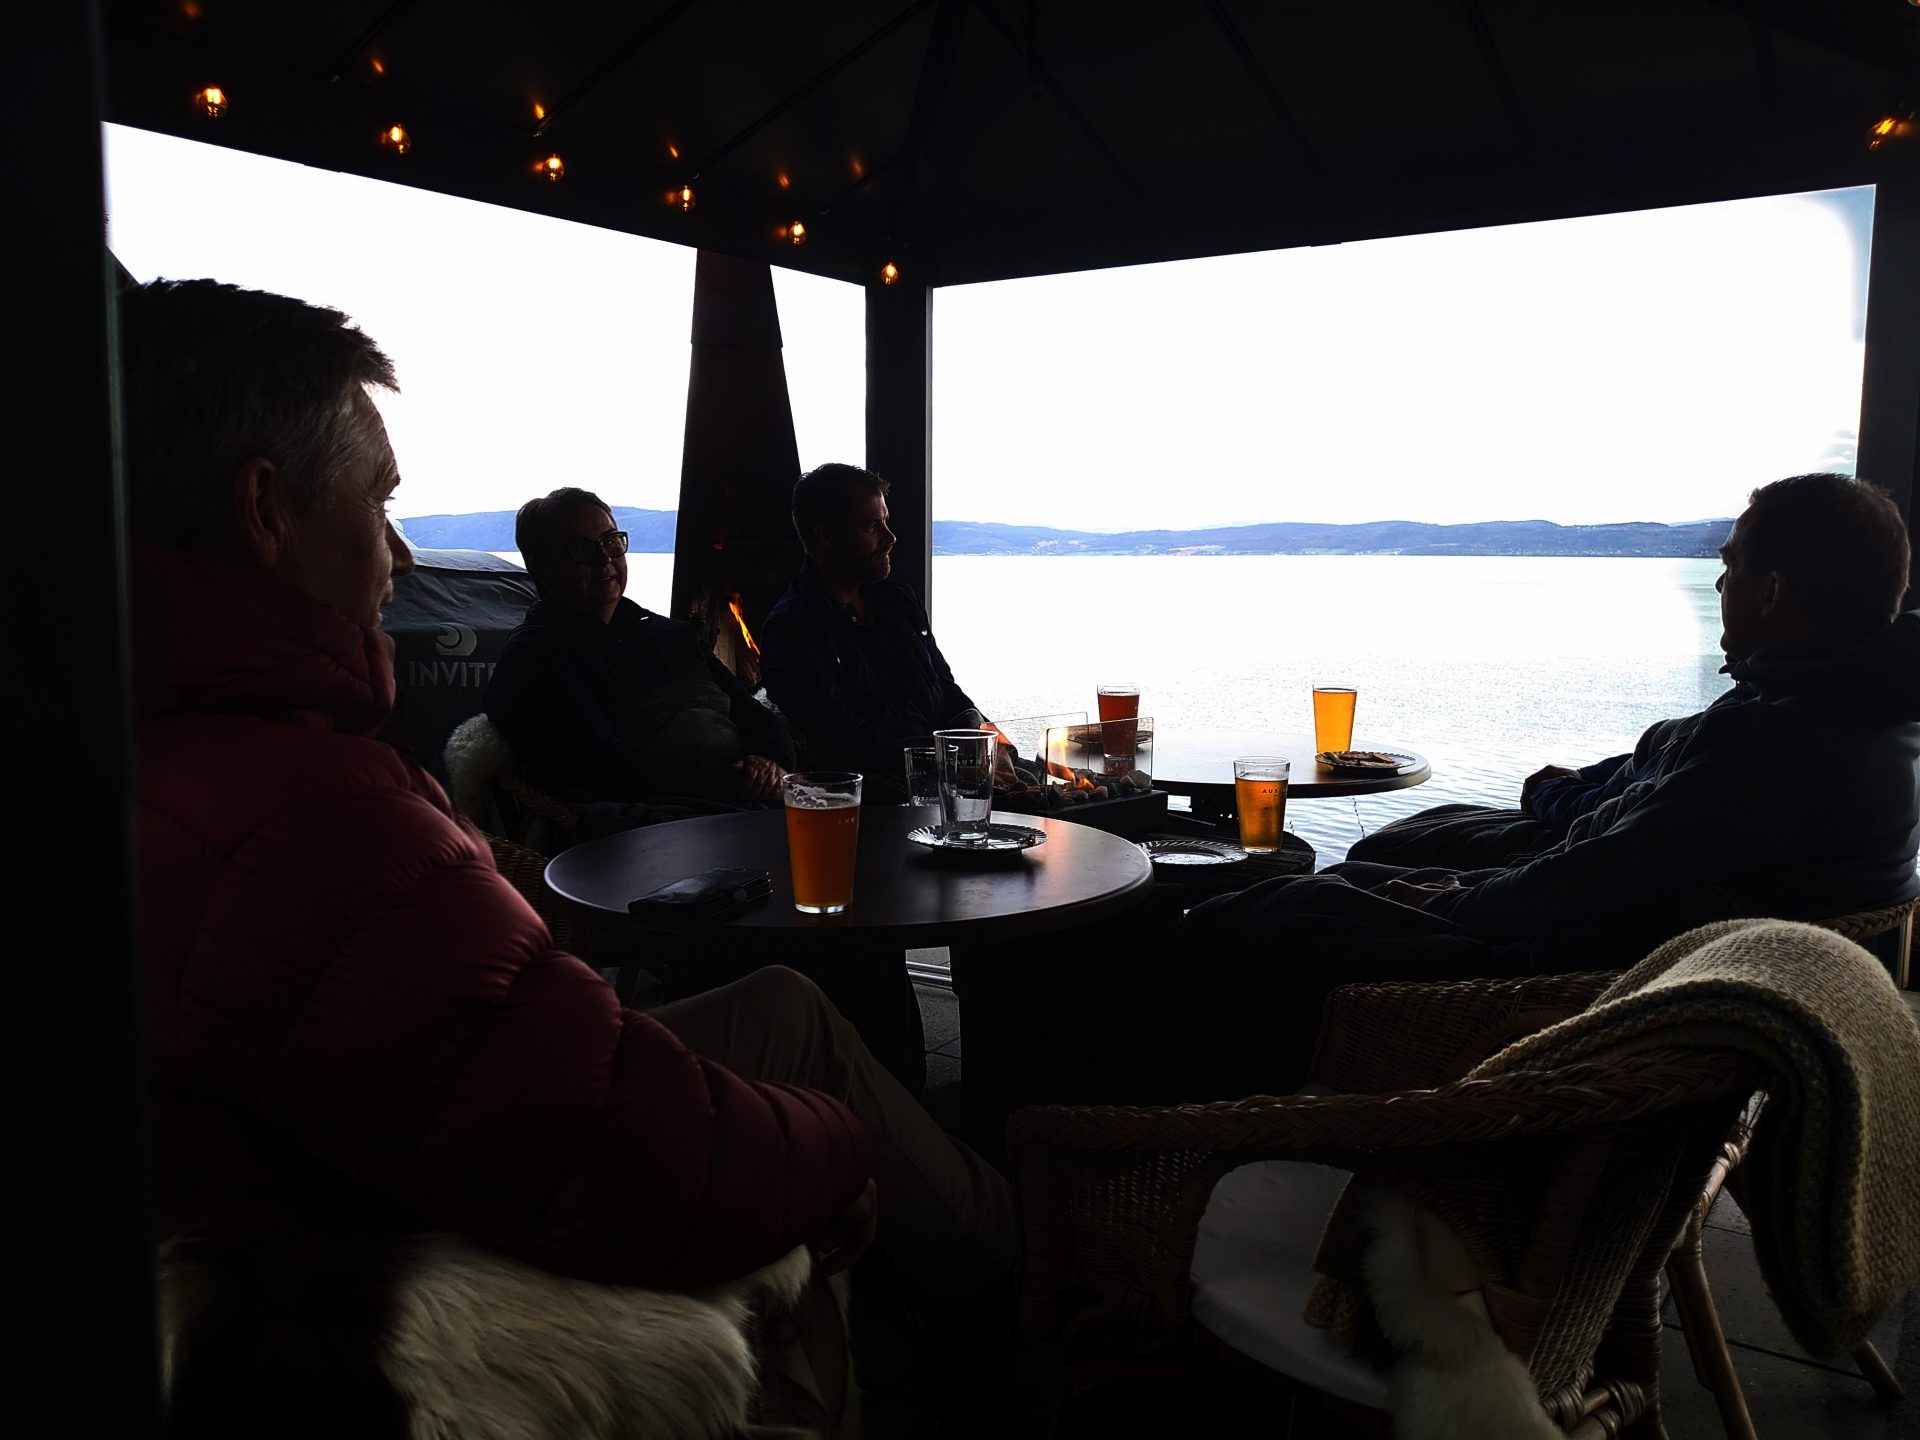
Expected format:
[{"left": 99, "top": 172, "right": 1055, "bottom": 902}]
[{"left": 627, "top": 866, "right": 772, "bottom": 922}]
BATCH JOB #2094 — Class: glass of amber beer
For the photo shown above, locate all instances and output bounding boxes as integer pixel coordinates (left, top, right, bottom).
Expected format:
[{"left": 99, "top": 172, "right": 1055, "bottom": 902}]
[
  {"left": 1233, "top": 757, "right": 1290, "bottom": 854},
  {"left": 782, "top": 771, "right": 862, "bottom": 914},
  {"left": 1097, "top": 686, "right": 1140, "bottom": 773},
  {"left": 1312, "top": 686, "right": 1358, "bottom": 754}
]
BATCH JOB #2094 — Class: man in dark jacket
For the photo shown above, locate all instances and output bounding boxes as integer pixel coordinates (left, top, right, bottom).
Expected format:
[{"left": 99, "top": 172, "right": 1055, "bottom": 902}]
[
  {"left": 123, "top": 281, "right": 1014, "bottom": 1428},
  {"left": 1344, "top": 719, "right": 1687, "bottom": 870},
  {"left": 1151, "top": 473, "right": 1920, "bottom": 1102},
  {"left": 486, "top": 488, "right": 794, "bottom": 807},
  {"left": 760, "top": 463, "right": 990, "bottom": 782}
]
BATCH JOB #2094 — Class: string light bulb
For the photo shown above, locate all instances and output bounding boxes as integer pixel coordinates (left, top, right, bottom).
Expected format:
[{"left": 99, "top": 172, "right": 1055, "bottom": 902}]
[
  {"left": 674, "top": 183, "right": 697, "bottom": 212},
  {"left": 195, "top": 85, "right": 228, "bottom": 119},
  {"left": 880, "top": 261, "right": 900, "bottom": 286},
  {"left": 379, "top": 123, "right": 411, "bottom": 155},
  {"left": 536, "top": 153, "right": 565, "bottom": 182},
  {"left": 787, "top": 220, "right": 808, "bottom": 246}
]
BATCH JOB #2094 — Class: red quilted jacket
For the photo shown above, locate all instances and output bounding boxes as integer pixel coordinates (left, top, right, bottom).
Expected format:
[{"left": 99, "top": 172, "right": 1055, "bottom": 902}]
[{"left": 134, "top": 542, "right": 873, "bottom": 1288}]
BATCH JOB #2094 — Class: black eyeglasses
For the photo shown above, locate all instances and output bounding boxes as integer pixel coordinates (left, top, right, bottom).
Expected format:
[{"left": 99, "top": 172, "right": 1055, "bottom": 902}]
[{"left": 562, "top": 531, "right": 629, "bottom": 565}]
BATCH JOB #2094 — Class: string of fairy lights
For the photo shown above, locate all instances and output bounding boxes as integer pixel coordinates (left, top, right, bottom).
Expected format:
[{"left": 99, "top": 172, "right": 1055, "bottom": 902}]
[
  {"left": 188, "top": 72, "right": 1915, "bottom": 272},
  {"left": 189, "top": 83, "right": 905, "bottom": 286}
]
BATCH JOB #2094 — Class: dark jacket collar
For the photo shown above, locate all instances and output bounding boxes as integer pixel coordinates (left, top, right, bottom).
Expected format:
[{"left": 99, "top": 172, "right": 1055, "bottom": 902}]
[
  {"left": 131, "top": 539, "right": 396, "bottom": 737},
  {"left": 1726, "top": 610, "right": 1920, "bottom": 721},
  {"left": 524, "top": 595, "right": 653, "bottom": 637},
  {"left": 790, "top": 562, "right": 903, "bottom": 622}
]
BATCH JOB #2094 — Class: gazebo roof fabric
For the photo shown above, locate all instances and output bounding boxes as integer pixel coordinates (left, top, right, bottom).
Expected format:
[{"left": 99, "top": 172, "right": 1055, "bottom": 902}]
[{"left": 103, "top": 1, "right": 1916, "bottom": 285}]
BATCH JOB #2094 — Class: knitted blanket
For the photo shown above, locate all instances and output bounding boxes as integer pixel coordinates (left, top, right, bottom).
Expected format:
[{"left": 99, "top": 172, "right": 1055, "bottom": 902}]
[{"left": 1466, "top": 918, "right": 1920, "bottom": 1355}]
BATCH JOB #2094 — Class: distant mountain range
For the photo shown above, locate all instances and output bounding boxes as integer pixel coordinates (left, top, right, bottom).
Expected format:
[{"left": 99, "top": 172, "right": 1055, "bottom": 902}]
[{"left": 399, "top": 508, "right": 1733, "bottom": 559}]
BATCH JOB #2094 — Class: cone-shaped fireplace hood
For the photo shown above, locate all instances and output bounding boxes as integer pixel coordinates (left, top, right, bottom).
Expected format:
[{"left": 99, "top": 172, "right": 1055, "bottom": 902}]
[{"left": 672, "top": 250, "right": 806, "bottom": 687}]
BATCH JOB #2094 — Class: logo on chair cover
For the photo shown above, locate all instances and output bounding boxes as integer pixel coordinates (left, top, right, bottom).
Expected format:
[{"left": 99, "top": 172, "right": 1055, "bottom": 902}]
[{"left": 435, "top": 624, "right": 479, "bottom": 657}]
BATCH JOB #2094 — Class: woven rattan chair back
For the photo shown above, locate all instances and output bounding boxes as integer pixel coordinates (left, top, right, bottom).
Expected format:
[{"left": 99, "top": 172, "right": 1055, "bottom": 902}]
[
  {"left": 484, "top": 831, "right": 593, "bottom": 959},
  {"left": 1817, "top": 896, "right": 1918, "bottom": 988}
]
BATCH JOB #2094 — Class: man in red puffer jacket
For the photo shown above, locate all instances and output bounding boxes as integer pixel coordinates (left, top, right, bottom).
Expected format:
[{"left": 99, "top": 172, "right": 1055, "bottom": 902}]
[{"left": 125, "top": 280, "right": 1014, "bottom": 1431}]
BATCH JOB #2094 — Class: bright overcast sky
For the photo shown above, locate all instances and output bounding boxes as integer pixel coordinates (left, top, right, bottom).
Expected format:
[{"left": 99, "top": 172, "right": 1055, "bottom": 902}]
[{"left": 105, "top": 123, "right": 1867, "bottom": 530}]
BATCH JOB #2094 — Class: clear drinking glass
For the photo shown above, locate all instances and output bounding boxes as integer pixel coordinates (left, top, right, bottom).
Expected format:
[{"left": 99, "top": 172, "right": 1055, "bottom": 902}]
[
  {"left": 1233, "top": 757, "right": 1290, "bottom": 854},
  {"left": 903, "top": 744, "right": 941, "bottom": 818},
  {"left": 1312, "top": 686, "right": 1358, "bottom": 753},
  {"left": 782, "top": 771, "right": 862, "bottom": 914},
  {"left": 934, "top": 728, "right": 996, "bottom": 842}
]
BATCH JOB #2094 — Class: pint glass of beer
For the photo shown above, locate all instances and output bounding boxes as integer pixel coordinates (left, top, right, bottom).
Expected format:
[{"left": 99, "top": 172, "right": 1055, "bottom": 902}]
[
  {"left": 1097, "top": 686, "right": 1140, "bottom": 773},
  {"left": 783, "top": 771, "right": 862, "bottom": 914},
  {"left": 1233, "top": 757, "right": 1290, "bottom": 854},
  {"left": 1312, "top": 686, "right": 1358, "bottom": 753}
]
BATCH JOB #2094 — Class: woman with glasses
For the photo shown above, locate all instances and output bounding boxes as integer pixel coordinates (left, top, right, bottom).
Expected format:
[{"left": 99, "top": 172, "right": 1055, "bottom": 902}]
[{"left": 485, "top": 487, "right": 795, "bottom": 820}]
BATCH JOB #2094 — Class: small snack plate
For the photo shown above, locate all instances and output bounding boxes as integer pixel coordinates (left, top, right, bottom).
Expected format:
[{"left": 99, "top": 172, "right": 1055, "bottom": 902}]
[
  {"left": 1316, "top": 750, "right": 1418, "bottom": 776},
  {"left": 1140, "top": 838, "right": 1247, "bottom": 866},
  {"left": 907, "top": 822, "right": 1047, "bottom": 853}
]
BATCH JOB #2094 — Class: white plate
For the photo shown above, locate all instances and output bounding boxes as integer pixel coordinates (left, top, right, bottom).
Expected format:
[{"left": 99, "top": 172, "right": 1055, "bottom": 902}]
[
  {"left": 907, "top": 822, "right": 1047, "bottom": 853},
  {"left": 1140, "top": 838, "right": 1247, "bottom": 866}
]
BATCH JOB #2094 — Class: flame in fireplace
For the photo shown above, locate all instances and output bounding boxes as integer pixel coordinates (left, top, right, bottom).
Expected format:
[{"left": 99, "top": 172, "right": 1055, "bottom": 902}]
[
  {"left": 1043, "top": 756, "right": 1100, "bottom": 792},
  {"left": 727, "top": 595, "right": 761, "bottom": 657}
]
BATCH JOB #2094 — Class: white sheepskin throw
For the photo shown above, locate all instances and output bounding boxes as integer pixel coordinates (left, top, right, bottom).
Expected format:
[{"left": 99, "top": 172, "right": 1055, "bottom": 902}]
[
  {"left": 1358, "top": 1188, "right": 1562, "bottom": 1440},
  {"left": 442, "top": 714, "right": 518, "bottom": 830},
  {"left": 385, "top": 1235, "right": 818, "bottom": 1440}
]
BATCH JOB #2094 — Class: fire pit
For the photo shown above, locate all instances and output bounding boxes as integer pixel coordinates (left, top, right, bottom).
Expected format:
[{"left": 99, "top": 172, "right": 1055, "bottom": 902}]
[{"left": 991, "top": 717, "right": 1168, "bottom": 836}]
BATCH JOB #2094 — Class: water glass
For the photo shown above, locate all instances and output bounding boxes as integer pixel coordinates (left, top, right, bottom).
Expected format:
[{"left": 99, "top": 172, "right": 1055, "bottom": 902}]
[
  {"left": 934, "top": 728, "right": 996, "bottom": 842},
  {"left": 903, "top": 744, "right": 941, "bottom": 817},
  {"left": 1233, "top": 757, "right": 1290, "bottom": 854},
  {"left": 782, "top": 771, "right": 862, "bottom": 914},
  {"left": 1312, "top": 686, "right": 1358, "bottom": 753}
]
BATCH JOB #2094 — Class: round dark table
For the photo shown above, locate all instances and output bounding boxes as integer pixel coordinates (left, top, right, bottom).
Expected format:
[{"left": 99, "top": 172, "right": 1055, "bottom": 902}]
[
  {"left": 1152, "top": 733, "right": 1432, "bottom": 801},
  {"left": 545, "top": 806, "right": 1155, "bottom": 954}
]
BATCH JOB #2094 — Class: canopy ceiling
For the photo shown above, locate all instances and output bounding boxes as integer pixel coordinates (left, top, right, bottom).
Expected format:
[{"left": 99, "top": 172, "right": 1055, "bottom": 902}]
[{"left": 103, "top": 1, "right": 1919, "bottom": 286}]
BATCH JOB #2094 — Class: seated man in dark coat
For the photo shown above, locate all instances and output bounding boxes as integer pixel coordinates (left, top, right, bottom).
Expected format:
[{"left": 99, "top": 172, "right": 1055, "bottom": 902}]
[
  {"left": 485, "top": 487, "right": 794, "bottom": 810},
  {"left": 1142, "top": 473, "right": 1920, "bottom": 1103},
  {"left": 760, "top": 463, "right": 994, "bottom": 784}
]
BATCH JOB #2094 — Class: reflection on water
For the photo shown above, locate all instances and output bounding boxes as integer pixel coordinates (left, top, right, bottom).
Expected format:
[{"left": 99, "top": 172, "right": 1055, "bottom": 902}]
[{"left": 932, "top": 554, "right": 1730, "bottom": 863}]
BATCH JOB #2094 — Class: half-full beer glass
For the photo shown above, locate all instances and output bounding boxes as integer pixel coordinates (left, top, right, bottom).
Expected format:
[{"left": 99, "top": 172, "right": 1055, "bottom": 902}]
[
  {"left": 1234, "top": 757, "right": 1290, "bottom": 854},
  {"left": 1312, "top": 686, "right": 1358, "bottom": 753},
  {"left": 935, "top": 728, "right": 996, "bottom": 841},
  {"left": 783, "top": 771, "right": 861, "bottom": 914}
]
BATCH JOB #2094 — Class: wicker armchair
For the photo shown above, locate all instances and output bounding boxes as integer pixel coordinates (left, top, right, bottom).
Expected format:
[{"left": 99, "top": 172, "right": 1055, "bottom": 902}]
[
  {"left": 1007, "top": 972, "right": 1760, "bottom": 1438},
  {"left": 1659, "top": 897, "right": 1918, "bottom": 1438}
]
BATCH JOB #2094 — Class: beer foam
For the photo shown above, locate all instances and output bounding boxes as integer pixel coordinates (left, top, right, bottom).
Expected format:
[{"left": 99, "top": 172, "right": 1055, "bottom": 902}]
[{"left": 786, "top": 789, "right": 857, "bottom": 810}]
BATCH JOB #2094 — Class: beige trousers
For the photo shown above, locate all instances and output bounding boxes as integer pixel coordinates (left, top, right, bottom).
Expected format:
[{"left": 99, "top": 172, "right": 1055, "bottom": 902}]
[{"left": 650, "top": 965, "right": 1018, "bottom": 1299}]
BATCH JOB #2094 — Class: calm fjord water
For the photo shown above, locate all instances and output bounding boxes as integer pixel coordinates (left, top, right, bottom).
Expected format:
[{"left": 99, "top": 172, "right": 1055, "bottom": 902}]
[{"left": 930, "top": 554, "right": 1730, "bottom": 861}]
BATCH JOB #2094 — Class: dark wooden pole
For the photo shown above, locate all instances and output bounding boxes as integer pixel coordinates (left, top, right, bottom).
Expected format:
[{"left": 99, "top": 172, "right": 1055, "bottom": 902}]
[
  {"left": 866, "top": 279, "right": 934, "bottom": 611},
  {"left": 5, "top": 3, "right": 157, "bottom": 1433},
  {"left": 1858, "top": 153, "right": 1920, "bottom": 604}
]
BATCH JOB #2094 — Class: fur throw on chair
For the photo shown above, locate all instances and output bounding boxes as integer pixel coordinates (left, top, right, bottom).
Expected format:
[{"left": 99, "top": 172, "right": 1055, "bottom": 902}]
[
  {"left": 442, "top": 714, "right": 518, "bottom": 833},
  {"left": 159, "top": 1230, "right": 838, "bottom": 1440},
  {"left": 1357, "top": 1188, "right": 1561, "bottom": 1440}
]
